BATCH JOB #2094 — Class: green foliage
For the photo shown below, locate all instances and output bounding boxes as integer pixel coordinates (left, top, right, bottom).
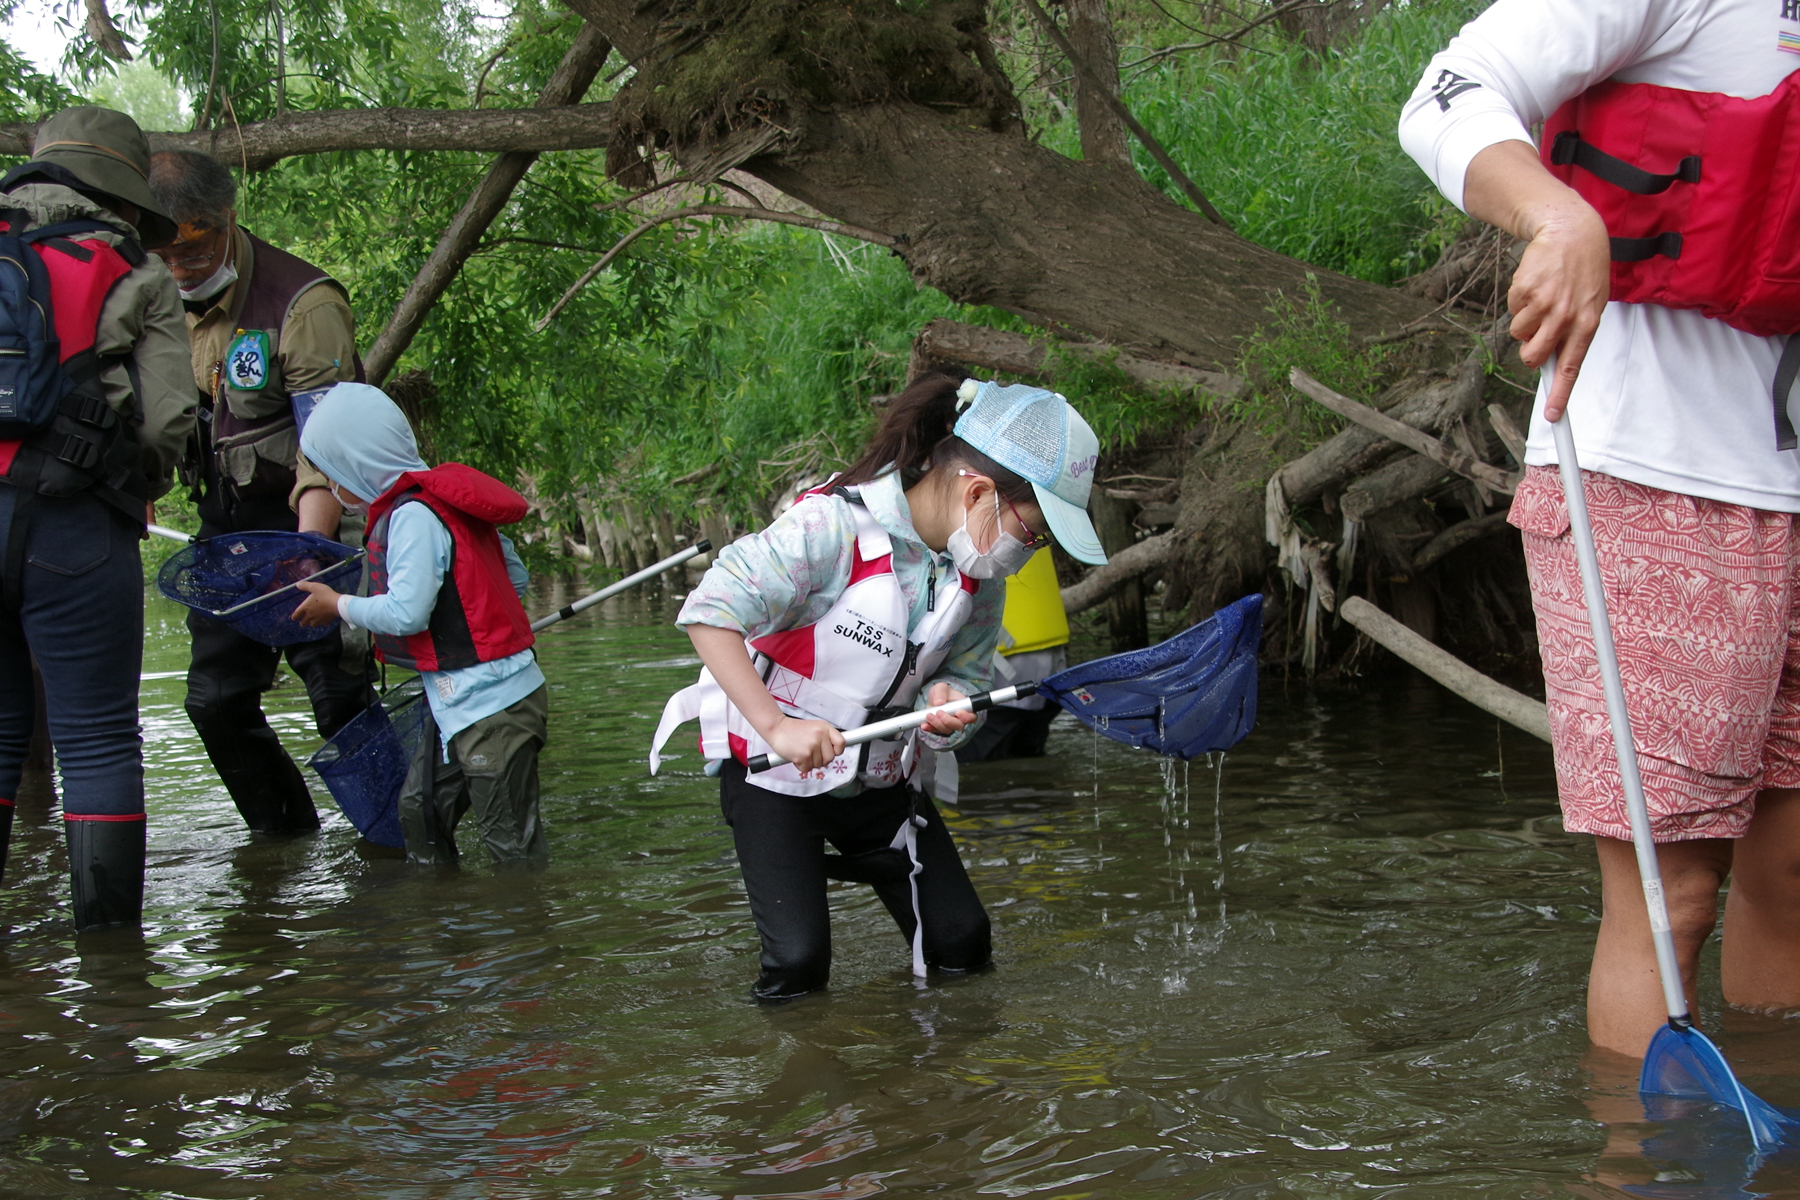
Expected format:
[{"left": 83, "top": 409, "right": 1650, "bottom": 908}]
[
  {"left": 0, "top": 0, "right": 1486, "bottom": 549},
  {"left": 1236, "top": 274, "right": 1393, "bottom": 449},
  {"left": 1017, "top": 0, "right": 1487, "bottom": 284}
]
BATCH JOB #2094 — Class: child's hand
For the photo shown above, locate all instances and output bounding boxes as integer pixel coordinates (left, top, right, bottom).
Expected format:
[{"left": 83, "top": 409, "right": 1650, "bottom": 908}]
[
  {"left": 921, "top": 682, "right": 977, "bottom": 737},
  {"left": 292, "top": 580, "right": 343, "bottom": 627},
  {"left": 767, "top": 717, "right": 845, "bottom": 773}
]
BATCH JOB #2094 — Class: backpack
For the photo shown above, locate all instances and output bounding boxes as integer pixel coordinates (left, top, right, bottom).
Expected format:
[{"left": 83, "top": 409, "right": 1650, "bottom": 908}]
[
  {"left": 0, "top": 208, "right": 149, "bottom": 500},
  {"left": 0, "top": 206, "right": 153, "bottom": 607}
]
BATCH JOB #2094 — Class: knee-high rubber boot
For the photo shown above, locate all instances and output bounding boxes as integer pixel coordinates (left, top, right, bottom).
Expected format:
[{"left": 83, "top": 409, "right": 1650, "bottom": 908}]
[
  {"left": 0, "top": 801, "right": 12, "bottom": 885},
  {"left": 66, "top": 818, "right": 144, "bottom": 932}
]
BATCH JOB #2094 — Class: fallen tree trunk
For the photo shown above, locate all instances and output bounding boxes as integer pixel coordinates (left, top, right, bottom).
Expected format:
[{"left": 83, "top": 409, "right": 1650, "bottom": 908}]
[
  {"left": 1412, "top": 510, "right": 1513, "bottom": 572},
  {"left": 910, "top": 319, "right": 1244, "bottom": 398},
  {"left": 1290, "top": 368, "right": 1518, "bottom": 494},
  {"left": 1341, "top": 454, "right": 1453, "bottom": 523},
  {"left": 1340, "top": 596, "right": 1549, "bottom": 742}
]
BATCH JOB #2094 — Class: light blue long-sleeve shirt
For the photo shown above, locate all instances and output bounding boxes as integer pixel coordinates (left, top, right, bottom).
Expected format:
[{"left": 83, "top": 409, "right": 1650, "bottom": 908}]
[{"left": 340, "top": 502, "right": 543, "bottom": 747}]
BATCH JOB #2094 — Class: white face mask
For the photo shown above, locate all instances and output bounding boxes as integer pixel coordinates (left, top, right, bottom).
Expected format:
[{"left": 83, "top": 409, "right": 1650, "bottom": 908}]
[
  {"left": 178, "top": 259, "right": 237, "bottom": 303},
  {"left": 329, "top": 481, "right": 368, "bottom": 516},
  {"left": 946, "top": 492, "right": 1037, "bottom": 579}
]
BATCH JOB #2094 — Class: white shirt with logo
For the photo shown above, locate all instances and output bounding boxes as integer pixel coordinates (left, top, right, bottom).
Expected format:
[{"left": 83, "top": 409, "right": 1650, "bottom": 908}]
[{"left": 1398, "top": 0, "right": 1800, "bottom": 511}]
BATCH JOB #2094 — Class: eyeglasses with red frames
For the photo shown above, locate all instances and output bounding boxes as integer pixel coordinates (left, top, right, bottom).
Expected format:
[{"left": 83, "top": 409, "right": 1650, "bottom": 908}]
[{"left": 960, "top": 469, "right": 1048, "bottom": 549}]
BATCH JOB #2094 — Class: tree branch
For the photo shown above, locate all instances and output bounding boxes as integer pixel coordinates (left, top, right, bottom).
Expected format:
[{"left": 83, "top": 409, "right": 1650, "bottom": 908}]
[
  {"left": 1289, "top": 367, "right": 1518, "bottom": 494},
  {"left": 364, "top": 23, "right": 612, "bottom": 385},
  {"left": 0, "top": 104, "right": 614, "bottom": 170},
  {"left": 1060, "top": 530, "right": 1179, "bottom": 615},
  {"left": 1020, "top": 0, "right": 1230, "bottom": 226},
  {"left": 535, "top": 204, "right": 897, "bottom": 330}
]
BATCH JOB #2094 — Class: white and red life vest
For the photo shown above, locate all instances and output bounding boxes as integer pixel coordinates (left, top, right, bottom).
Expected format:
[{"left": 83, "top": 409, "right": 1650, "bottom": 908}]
[
  {"left": 365, "top": 463, "right": 535, "bottom": 672},
  {"left": 649, "top": 488, "right": 978, "bottom": 798}
]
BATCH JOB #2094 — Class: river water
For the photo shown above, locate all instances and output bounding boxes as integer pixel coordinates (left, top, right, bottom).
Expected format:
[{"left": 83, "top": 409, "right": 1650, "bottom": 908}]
[{"left": 3, "top": 576, "right": 1798, "bottom": 1198}]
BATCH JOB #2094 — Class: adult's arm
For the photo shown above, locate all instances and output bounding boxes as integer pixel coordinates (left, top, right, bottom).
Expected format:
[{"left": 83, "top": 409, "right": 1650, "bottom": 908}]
[
  {"left": 283, "top": 284, "right": 360, "bottom": 532},
  {"left": 105, "top": 255, "right": 195, "bottom": 495},
  {"left": 1463, "top": 143, "right": 1610, "bottom": 421},
  {"left": 1397, "top": 0, "right": 1676, "bottom": 418}
]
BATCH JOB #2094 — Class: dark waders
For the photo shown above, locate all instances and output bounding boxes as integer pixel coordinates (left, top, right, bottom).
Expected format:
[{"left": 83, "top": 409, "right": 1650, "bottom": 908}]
[{"left": 185, "top": 485, "right": 376, "bottom": 835}]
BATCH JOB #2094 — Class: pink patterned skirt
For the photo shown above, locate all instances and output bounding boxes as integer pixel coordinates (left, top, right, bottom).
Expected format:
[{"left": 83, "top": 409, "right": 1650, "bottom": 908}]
[{"left": 1511, "top": 466, "right": 1800, "bottom": 842}]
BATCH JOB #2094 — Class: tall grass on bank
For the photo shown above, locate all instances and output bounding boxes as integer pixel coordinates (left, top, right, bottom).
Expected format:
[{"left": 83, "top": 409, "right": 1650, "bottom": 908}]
[{"left": 1032, "top": 0, "right": 1481, "bottom": 284}]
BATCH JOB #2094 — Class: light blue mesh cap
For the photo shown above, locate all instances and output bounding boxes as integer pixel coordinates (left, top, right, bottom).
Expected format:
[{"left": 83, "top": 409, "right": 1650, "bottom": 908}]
[{"left": 953, "top": 380, "right": 1107, "bottom": 565}]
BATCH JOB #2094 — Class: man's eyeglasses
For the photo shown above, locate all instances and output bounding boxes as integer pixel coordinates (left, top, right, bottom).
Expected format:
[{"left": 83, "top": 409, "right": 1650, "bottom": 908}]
[{"left": 158, "top": 217, "right": 232, "bottom": 271}]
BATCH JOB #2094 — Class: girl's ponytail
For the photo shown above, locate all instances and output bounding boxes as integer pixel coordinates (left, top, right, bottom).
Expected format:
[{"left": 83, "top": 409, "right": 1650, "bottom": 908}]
[{"left": 835, "top": 372, "right": 1034, "bottom": 501}]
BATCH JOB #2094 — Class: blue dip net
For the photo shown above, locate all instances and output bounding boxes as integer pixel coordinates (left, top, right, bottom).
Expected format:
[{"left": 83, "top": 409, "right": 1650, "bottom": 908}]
[
  {"left": 1042, "top": 592, "right": 1262, "bottom": 759},
  {"left": 307, "top": 678, "right": 427, "bottom": 849},
  {"left": 157, "top": 530, "right": 363, "bottom": 646},
  {"left": 1640, "top": 1023, "right": 1800, "bottom": 1159}
]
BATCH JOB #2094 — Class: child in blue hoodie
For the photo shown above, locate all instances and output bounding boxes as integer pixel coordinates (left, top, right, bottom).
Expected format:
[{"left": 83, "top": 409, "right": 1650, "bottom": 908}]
[{"left": 292, "top": 383, "right": 549, "bottom": 868}]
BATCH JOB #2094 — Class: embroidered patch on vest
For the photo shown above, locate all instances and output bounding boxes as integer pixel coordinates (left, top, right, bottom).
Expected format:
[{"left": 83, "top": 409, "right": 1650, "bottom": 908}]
[{"left": 226, "top": 329, "right": 271, "bottom": 391}]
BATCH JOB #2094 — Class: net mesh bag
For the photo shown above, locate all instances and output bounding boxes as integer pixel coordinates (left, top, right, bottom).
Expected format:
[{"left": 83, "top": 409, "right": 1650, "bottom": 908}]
[
  {"left": 307, "top": 678, "right": 428, "bottom": 849},
  {"left": 1041, "top": 593, "right": 1262, "bottom": 760},
  {"left": 156, "top": 530, "right": 363, "bottom": 646}
]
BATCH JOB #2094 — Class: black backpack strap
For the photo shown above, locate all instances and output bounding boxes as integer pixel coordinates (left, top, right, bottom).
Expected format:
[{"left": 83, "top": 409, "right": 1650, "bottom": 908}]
[
  {"left": 1550, "top": 129, "right": 1701, "bottom": 195},
  {"left": 1774, "top": 336, "right": 1800, "bottom": 452}
]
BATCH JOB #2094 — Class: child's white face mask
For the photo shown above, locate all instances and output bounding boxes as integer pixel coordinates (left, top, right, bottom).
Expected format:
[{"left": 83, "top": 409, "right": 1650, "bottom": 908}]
[
  {"left": 329, "top": 481, "right": 369, "bottom": 516},
  {"left": 947, "top": 490, "right": 1036, "bottom": 579}
]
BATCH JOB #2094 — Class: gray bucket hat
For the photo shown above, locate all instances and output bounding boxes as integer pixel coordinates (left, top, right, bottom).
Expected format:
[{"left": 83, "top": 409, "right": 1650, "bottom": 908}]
[{"left": 15, "top": 106, "right": 178, "bottom": 247}]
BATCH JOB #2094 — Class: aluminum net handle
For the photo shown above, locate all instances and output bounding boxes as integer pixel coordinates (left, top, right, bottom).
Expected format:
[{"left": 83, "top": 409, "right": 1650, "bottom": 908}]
[
  {"left": 748, "top": 683, "right": 1038, "bottom": 772},
  {"left": 1553, "top": 416, "right": 1689, "bottom": 1024}
]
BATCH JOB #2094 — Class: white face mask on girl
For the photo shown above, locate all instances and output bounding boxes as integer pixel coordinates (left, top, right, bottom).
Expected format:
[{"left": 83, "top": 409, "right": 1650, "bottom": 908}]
[
  {"left": 329, "top": 481, "right": 369, "bottom": 516},
  {"left": 947, "top": 491, "right": 1037, "bottom": 579}
]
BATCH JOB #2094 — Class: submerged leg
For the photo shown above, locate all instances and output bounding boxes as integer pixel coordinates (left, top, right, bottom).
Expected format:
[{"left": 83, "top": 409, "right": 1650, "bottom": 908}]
[
  {"left": 866, "top": 793, "right": 991, "bottom": 973},
  {"left": 456, "top": 686, "right": 549, "bottom": 869},
  {"left": 1722, "top": 788, "right": 1800, "bottom": 1012},
  {"left": 719, "top": 762, "right": 831, "bottom": 1001},
  {"left": 1589, "top": 834, "right": 1732, "bottom": 1056},
  {"left": 184, "top": 611, "right": 318, "bottom": 835}
]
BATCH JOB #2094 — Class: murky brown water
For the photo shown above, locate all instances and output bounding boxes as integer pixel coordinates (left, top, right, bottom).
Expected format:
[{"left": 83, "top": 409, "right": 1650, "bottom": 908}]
[{"left": 3, "top": 576, "right": 1798, "bottom": 1198}]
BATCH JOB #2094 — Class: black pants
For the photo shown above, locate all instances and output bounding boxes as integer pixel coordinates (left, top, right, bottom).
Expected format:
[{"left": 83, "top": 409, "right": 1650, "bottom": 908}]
[
  {"left": 183, "top": 504, "right": 375, "bottom": 835},
  {"left": 0, "top": 488, "right": 147, "bottom": 929},
  {"left": 720, "top": 760, "right": 991, "bottom": 1001}
]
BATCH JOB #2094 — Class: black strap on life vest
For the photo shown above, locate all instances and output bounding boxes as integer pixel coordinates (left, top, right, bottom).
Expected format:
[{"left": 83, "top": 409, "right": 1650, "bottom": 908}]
[
  {"left": 1775, "top": 337, "right": 1800, "bottom": 452},
  {"left": 1551, "top": 130, "right": 1697, "bottom": 264},
  {"left": 1610, "top": 232, "right": 1684, "bottom": 263},
  {"left": 1550, "top": 129, "right": 1702, "bottom": 195}
]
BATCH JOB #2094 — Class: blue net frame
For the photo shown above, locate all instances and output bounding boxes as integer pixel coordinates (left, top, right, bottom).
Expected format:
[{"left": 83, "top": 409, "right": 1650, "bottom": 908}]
[
  {"left": 307, "top": 678, "right": 428, "bottom": 849},
  {"left": 156, "top": 530, "right": 363, "bottom": 646},
  {"left": 1041, "top": 593, "right": 1262, "bottom": 759}
]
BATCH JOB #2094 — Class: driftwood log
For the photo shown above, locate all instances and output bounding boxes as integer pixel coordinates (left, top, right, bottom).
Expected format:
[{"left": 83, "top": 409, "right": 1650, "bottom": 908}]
[{"left": 1340, "top": 596, "right": 1549, "bottom": 742}]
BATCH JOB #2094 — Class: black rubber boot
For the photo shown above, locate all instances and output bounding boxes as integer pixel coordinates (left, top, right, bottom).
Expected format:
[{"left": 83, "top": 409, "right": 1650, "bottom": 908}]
[
  {"left": 66, "top": 819, "right": 145, "bottom": 932},
  {"left": 0, "top": 802, "right": 12, "bottom": 886}
]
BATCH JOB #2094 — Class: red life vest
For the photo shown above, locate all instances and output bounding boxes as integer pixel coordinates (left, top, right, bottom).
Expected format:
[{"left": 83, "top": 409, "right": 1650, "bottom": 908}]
[
  {"left": 365, "top": 463, "right": 534, "bottom": 672},
  {"left": 1541, "top": 70, "right": 1800, "bottom": 446}
]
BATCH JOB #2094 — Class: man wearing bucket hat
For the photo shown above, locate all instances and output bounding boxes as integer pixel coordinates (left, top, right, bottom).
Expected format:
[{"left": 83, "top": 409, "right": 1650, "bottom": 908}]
[
  {"left": 653, "top": 372, "right": 1106, "bottom": 1001},
  {"left": 146, "top": 149, "right": 374, "bottom": 840},
  {"left": 0, "top": 105, "right": 196, "bottom": 931}
]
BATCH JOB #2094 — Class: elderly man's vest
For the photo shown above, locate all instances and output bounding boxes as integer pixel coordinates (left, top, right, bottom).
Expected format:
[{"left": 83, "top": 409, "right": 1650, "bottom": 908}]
[{"left": 202, "top": 232, "right": 358, "bottom": 504}]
